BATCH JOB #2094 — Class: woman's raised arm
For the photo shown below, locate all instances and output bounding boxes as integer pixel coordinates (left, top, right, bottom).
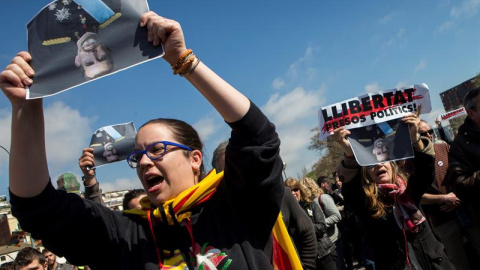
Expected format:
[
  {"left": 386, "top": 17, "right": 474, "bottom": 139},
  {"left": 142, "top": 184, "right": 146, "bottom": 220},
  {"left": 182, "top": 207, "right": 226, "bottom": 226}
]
[
  {"left": 140, "top": 12, "right": 250, "bottom": 123},
  {"left": 0, "top": 52, "right": 50, "bottom": 197}
]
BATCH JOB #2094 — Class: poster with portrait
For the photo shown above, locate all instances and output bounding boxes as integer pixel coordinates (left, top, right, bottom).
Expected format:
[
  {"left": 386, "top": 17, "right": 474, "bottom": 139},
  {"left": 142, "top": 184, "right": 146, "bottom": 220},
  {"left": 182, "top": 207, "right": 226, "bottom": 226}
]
[
  {"left": 346, "top": 119, "right": 414, "bottom": 166},
  {"left": 89, "top": 122, "right": 136, "bottom": 168},
  {"left": 26, "top": 0, "right": 164, "bottom": 99},
  {"left": 317, "top": 83, "right": 431, "bottom": 140}
]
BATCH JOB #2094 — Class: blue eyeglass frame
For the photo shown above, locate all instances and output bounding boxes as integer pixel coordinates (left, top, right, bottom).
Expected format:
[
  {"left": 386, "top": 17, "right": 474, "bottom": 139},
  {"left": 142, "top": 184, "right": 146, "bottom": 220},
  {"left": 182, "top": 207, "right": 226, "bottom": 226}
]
[{"left": 127, "top": 141, "right": 193, "bottom": 168}]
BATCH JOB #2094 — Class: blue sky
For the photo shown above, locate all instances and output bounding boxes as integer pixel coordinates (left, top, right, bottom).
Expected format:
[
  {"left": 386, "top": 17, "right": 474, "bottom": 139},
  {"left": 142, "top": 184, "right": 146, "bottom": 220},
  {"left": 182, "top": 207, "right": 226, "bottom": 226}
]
[{"left": 0, "top": 0, "right": 479, "bottom": 196}]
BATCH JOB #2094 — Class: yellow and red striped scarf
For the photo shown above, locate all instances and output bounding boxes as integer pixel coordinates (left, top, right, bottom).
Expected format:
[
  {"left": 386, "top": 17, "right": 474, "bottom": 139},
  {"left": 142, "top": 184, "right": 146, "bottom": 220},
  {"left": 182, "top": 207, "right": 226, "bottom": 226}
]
[{"left": 125, "top": 169, "right": 302, "bottom": 270}]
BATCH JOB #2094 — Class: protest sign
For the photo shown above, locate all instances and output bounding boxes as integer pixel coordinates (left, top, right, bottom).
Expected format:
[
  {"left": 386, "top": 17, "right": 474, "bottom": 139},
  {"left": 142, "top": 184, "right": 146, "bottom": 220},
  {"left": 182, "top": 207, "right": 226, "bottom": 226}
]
[
  {"left": 317, "top": 84, "right": 431, "bottom": 140},
  {"left": 347, "top": 118, "right": 414, "bottom": 166},
  {"left": 437, "top": 107, "right": 467, "bottom": 122},
  {"left": 27, "top": 0, "right": 163, "bottom": 99},
  {"left": 89, "top": 122, "right": 136, "bottom": 168}
]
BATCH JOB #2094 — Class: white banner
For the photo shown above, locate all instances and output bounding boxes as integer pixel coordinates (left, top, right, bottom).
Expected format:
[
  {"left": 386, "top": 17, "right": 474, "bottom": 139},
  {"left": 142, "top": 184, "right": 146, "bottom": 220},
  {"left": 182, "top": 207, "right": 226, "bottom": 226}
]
[{"left": 317, "top": 84, "right": 432, "bottom": 140}]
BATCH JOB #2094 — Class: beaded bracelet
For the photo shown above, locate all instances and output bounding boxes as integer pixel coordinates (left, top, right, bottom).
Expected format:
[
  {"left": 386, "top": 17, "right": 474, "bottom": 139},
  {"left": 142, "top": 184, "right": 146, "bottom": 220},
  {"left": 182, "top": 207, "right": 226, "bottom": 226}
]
[
  {"left": 174, "top": 53, "right": 195, "bottom": 75},
  {"left": 171, "top": 49, "right": 193, "bottom": 73},
  {"left": 180, "top": 57, "right": 201, "bottom": 77}
]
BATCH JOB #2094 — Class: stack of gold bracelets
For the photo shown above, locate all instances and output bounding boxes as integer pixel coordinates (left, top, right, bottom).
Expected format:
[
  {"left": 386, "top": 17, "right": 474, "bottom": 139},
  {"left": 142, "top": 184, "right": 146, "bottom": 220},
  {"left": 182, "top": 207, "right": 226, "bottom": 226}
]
[{"left": 171, "top": 49, "right": 201, "bottom": 77}]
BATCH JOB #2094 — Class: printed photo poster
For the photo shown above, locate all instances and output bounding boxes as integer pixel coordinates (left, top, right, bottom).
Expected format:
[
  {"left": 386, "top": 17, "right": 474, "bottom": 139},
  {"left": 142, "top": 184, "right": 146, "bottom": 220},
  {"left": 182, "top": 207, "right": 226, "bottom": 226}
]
[
  {"left": 89, "top": 122, "right": 136, "bottom": 168},
  {"left": 347, "top": 119, "right": 414, "bottom": 166},
  {"left": 437, "top": 107, "right": 467, "bottom": 122},
  {"left": 318, "top": 84, "right": 432, "bottom": 140},
  {"left": 26, "top": 0, "right": 164, "bottom": 99}
]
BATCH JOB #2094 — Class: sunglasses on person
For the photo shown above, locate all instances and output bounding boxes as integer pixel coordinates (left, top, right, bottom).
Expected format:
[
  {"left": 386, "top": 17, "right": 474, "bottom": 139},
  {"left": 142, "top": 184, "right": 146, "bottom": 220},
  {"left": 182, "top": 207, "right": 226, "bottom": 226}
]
[
  {"left": 127, "top": 141, "right": 193, "bottom": 168},
  {"left": 419, "top": 129, "right": 434, "bottom": 137},
  {"left": 366, "top": 162, "right": 386, "bottom": 170},
  {"left": 291, "top": 188, "right": 300, "bottom": 192}
]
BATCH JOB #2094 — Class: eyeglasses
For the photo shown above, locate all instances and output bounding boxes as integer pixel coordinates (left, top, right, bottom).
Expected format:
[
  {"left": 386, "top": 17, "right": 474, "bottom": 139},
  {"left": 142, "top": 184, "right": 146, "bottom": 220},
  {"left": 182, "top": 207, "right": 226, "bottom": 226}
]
[
  {"left": 291, "top": 188, "right": 300, "bottom": 192},
  {"left": 419, "top": 129, "right": 434, "bottom": 137},
  {"left": 127, "top": 141, "right": 193, "bottom": 168}
]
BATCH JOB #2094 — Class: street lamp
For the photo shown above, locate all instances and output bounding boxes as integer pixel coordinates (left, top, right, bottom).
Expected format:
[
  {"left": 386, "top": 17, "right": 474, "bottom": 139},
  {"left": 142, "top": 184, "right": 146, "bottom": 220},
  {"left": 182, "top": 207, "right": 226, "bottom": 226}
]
[
  {"left": 282, "top": 162, "right": 287, "bottom": 180},
  {"left": 0, "top": 145, "right": 9, "bottom": 155}
]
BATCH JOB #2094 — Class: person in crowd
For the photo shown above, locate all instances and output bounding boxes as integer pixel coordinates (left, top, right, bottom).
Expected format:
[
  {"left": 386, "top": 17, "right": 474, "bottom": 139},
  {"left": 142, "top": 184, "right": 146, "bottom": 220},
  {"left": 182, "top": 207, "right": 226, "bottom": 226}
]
[
  {"left": 13, "top": 247, "right": 47, "bottom": 270},
  {"left": 445, "top": 87, "right": 480, "bottom": 267},
  {"left": 418, "top": 119, "right": 470, "bottom": 270},
  {"left": 78, "top": 148, "right": 105, "bottom": 205},
  {"left": 334, "top": 172, "right": 375, "bottom": 270},
  {"left": 3, "top": 11, "right": 288, "bottom": 270},
  {"left": 314, "top": 177, "right": 342, "bottom": 245},
  {"left": 317, "top": 176, "right": 342, "bottom": 206},
  {"left": 122, "top": 189, "right": 147, "bottom": 210},
  {"left": 0, "top": 262, "right": 14, "bottom": 270},
  {"left": 333, "top": 113, "right": 455, "bottom": 270},
  {"left": 56, "top": 173, "right": 81, "bottom": 196},
  {"left": 79, "top": 147, "right": 147, "bottom": 211},
  {"left": 211, "top": 141, "right": 317, "bottom": 269},
  {"left": 434, "top": 119, "right": 453, "bottom": 144},
  {"left": 286, "top": 178, "right": 336, "bottom": 270},
  {"left": 302, "top": 177, "right": 340, "bottom": 269},
  {"left": 41, "top": 249, "right": 74, "bottom": 270}
]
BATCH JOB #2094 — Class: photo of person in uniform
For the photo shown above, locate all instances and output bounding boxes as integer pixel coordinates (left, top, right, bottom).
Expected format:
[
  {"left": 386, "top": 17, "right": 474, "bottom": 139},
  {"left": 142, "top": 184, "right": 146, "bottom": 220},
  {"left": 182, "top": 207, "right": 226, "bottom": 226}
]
[
  {"left": 88, "top": 122, "right": 136, "bottom": 167},
  {"left": 27, "top": 0, "right": 163, "bottom": 98},
  {"left": 347, "top": 119, "right": 414, "bottom": 166}
]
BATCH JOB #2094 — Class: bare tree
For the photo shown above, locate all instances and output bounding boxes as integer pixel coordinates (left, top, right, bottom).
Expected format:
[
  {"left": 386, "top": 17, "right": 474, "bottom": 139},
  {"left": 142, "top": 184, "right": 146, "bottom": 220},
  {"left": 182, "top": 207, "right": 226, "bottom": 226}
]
[{"left": 308, "top": 127, "right": 345, "bottom": 179}]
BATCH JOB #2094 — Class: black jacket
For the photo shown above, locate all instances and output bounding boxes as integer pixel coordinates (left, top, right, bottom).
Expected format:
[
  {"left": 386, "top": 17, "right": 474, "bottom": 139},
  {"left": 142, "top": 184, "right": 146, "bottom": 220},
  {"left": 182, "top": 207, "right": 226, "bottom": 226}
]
[
  {"left": 446, "top": 117, "right": 480, "bottom": 225},
  {"left": 299, "top": 200, "right": 335, "bottom": 261},
  {"left": 282, "top": 188, "right": 317, "bottom": 270}
]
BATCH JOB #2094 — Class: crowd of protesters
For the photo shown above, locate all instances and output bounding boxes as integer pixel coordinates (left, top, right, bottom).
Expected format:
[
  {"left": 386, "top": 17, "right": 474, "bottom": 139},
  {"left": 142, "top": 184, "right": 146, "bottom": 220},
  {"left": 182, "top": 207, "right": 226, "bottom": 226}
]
[{"left": 1, "top": 3, "right": 480, "bottom": 270}]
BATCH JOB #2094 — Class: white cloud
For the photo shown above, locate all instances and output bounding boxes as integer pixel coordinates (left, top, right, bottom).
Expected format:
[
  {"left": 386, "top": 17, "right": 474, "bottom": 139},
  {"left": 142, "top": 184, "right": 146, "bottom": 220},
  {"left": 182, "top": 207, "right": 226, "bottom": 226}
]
[
  {"left": 451, "top": 0, "right": 480, "bottom": 18},
  {"left": 383, "top": 37, "right": 395, "bottom": 48},
  {"left": 276, "top": 124, "right": 318, "bottom": 178},
  {"left": 261, "top": 45, "right": 327, "bottom": 177},
  {"left": 272, "top": 77, "right": 286, "bottom": 90},
  {"left": 395, "top": 81, "right": 411, "bottom": 89},
  {"left": 437, "top": 0, "right": 480, "bottom": 33},
  {"left": 100, "top": 177, "right": 143, "bottom": 192},
  {"left": 193, "top": 115, "right": 220, "bottom": 142},
  {"left": 436, "top": 20, "right": 454, "bottom": 33},
  {"left": 261, "top": 85, "right": 325, "bottom": 177},
  {"left": 365, "top": 82, "right": 382, "bottom": 94},
  {"left": 420, "top": 108, "right": 446, "bottom": 126},
  {"left": 415, "top": 58, "right": 427, "bottom": 71},
  {"left": 0, "top": 109, "right": 11, "bottom": 155},
  {"left": 282, "top": 46, "right": 320, "bottom": 83},
  {"left": 379, "top": 14, "right": 393, "bottom": 25},
  {"left": 44, "top": 102, "right": 95, "bottom": 173},
  {"left": 263, "top": 86, "right": 324, "bottom": 127},
  {"left": 0, "top": 109, "right": 9, "bottom": 180}
]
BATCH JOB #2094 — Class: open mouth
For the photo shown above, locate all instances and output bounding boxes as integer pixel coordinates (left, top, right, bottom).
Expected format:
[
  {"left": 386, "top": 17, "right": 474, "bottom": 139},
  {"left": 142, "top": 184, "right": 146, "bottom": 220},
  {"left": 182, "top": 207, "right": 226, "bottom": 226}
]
[
  {"left": 145, "top": 175, "right": 165, "bottom": 193},
  {"left": 376, "top": 169, "right": 387, "bottom": 178}
]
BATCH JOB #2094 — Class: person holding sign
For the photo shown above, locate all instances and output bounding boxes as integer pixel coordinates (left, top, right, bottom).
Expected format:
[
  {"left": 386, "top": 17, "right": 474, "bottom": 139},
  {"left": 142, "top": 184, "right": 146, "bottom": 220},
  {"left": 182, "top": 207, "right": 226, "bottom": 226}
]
[
  {"left": 1, "top": 11, "right": 291, "bottom": 270},
  {"left": 333, "top": 114, "right": 455, "bottom": 270}
]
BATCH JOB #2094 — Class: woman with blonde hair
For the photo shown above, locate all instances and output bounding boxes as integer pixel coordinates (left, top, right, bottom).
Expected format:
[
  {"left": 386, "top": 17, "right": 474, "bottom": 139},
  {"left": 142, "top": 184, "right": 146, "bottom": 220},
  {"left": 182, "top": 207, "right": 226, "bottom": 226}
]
[
  {"left": 333, "top": 114, "right": 454, "bottom": 270},
  {"left": 286, "top": 178, "right": 337, "bottom": 270}
]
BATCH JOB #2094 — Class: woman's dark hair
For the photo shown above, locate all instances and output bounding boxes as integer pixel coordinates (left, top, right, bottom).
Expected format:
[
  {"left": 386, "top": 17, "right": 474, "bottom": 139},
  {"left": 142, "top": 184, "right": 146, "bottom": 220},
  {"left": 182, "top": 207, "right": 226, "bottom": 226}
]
[
  {"left": 122, "top": 189, "right": 147, "bottom": 210},
  {"left": 139, "top": 118, "right": 205, "bottom": 179}
]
